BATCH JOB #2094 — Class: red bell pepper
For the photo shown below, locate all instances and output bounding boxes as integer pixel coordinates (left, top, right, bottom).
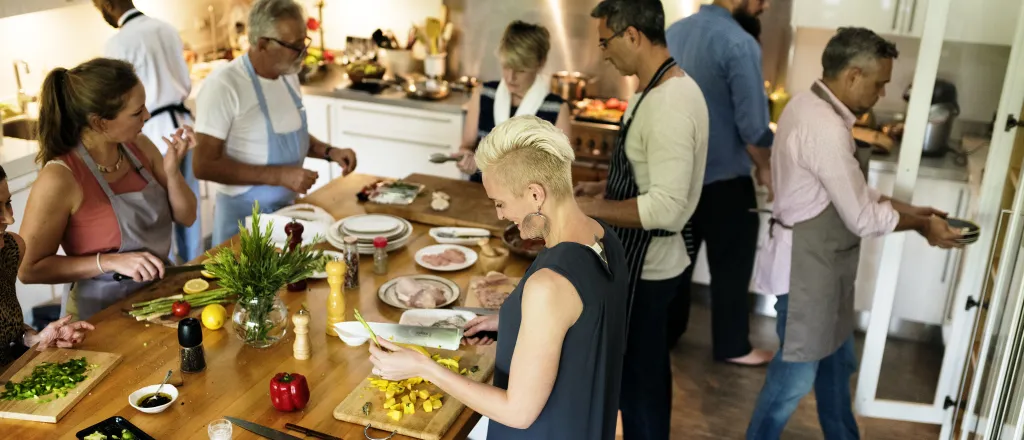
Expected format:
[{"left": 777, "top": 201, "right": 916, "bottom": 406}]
[{"left": 269, "top": 372, "right": 310, "bottom": 412}]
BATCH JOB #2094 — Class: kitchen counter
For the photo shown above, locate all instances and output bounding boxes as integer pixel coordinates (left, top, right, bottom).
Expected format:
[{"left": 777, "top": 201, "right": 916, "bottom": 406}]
[
  {"left": 0, "top": 137, "right": 40, "bottom": 178},
  {"left": 301, "top": 68, "right": 473, "bottom": 115},
  {"left": 868, "top": 145, "right": 969, "bottom": 182},
  {"left": 0, "top": 173, "right": 513, "bottom": 440}
]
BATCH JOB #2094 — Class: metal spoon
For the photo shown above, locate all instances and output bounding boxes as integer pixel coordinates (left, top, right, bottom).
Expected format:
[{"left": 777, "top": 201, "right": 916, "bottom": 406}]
[
  {"left": 144, "top": 370, "right": 174, "bottom": 405},
  {"left": 428, "top": 153, "right": 459, "bottom": 164}
]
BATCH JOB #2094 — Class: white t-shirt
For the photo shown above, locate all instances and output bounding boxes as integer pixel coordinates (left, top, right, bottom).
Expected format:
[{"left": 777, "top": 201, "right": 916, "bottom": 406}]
[
  {"left": 104, "top": 10, "right": 193, "bottom": 151},
  {"left": 622, "top": 75, "right": 709, "bottom": 280},
  {"left": 195, "top": 56, "right": 303, "bottom": 196}
]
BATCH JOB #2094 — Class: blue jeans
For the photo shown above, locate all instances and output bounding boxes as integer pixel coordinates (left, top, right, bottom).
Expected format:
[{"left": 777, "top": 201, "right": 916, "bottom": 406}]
[{"left": 746, "top": 295, "right": 860, "bottom": 440}]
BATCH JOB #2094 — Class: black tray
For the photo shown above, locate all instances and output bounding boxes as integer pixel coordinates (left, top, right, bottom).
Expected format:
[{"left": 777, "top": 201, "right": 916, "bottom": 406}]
[{"left": 76, "top": 416, "right": 155, "bottom": 440}]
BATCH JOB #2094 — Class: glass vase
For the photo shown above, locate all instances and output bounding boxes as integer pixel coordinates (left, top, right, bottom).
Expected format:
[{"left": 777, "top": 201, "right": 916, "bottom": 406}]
[{"left": 232, "top": 295, "right": 289, "bottom": 348}]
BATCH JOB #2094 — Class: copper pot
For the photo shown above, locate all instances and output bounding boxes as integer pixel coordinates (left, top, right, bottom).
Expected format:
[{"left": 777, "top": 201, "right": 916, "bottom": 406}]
[{"left": 550, "top": 71, "right": 593, "bottom": 104}]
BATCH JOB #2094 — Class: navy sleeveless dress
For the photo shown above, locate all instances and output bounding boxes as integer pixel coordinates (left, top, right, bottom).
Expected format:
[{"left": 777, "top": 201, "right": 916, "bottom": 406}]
[
  {"left": 488, "top": 222, "right": 630, "bottom": 439},
  {"left": 471, "top": 81, "right": 565, "bottom": 183}
]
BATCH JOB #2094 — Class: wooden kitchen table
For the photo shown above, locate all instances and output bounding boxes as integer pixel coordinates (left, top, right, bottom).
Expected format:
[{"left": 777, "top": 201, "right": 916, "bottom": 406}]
[{"left": 0, "top": 174, "right": 530, "bottom": 439}]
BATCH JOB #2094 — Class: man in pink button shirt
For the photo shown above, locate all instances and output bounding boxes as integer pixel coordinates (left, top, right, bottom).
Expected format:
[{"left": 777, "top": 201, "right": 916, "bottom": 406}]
[{"left": 746, "top": 27, "right": 963, "bottom": 439}]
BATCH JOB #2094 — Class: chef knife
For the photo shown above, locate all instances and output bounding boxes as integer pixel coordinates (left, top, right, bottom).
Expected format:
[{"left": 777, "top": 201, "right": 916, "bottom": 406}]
[
  {"left": 224, "top": 417, "right": 302, "bottom": 440},
  {"left": 284, "top": 423, "right": 343, "bottom": 440},
  {"left": 113, "top": 264, "right": 205, "bottom": 282},
  {"left": 334, "top": 322, "right": 463, "bottom": 350},
  {"left": 453, "top": 306, "right": 499, "bottom": 316}
]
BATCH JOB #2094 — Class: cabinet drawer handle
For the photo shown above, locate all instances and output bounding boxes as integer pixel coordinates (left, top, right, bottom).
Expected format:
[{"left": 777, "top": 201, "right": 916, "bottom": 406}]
[
  {"left": 341, "top": 131, "right": 450, "bottom": 150},
  {"left": 339, "top": 105, "right": 453, "bottom": 124},
  {"left": 907, "top": 0, "right": 918, "bottom": 33},
  {"left": 892, "top": 0, "right": 902, "bottom": 31}
]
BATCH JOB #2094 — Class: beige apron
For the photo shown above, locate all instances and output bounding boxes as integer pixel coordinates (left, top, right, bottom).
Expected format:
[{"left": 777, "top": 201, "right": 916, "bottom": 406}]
[{"left": 776, "top": 82, "right": 873, "bottom": 363}]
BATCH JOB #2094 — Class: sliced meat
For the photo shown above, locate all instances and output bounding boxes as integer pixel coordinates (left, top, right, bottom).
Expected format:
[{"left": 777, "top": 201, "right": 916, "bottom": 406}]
[
  {"left": 441, "top": 248, "right": 466, "bottom": 264},
  {"left": 396, "top": 277, "right": 425, "bottom": 302},
  {"left": 423, "top": 253, "right": 451, "bottom": 267},
  {"left": 407, "top": 290, "right": 439, "bottom": 308},
  {"left": 478, "top": 286, "right": 511, "bottom": 309},
  {"left": 427, "top": 285, "right": 448, "bottom": 305}
]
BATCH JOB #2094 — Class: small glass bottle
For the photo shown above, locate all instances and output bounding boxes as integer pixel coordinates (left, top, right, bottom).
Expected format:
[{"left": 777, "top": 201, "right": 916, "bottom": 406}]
[
  {"left": 342, "top": 236, "right": 360, "bottom": 289},
  {"left": 373, "top": 236, "right": 389, "bottom": 275}
]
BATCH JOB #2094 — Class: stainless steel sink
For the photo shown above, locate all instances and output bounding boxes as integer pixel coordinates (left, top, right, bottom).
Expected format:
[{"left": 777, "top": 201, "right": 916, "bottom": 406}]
[{"left": 2, "top": 117, "right": 38, "bottom": 140}]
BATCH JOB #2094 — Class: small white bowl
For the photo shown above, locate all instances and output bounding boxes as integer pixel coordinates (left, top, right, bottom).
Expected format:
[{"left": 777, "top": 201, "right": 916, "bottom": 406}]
[
  {"left": 334, "top": 322, "right": 370, "bottom": 346},
  {"left": 129, "top": 384, "right": 179, "bottom": 414}
]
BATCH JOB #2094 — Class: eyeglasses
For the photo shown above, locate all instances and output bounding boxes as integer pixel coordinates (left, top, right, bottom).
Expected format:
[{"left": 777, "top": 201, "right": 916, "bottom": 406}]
[
  {"left": 598, "top": 28, "right": 628, "bottom": 50},
  {"left": 264, "top": 36, "right": 313, "bottom": 54}
]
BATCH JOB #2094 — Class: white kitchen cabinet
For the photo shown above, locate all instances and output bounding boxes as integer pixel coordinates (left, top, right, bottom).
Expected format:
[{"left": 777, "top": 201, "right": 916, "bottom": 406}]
[
  {"left": 793, "top": 0, "right": 1020, "bottom": 45},
  {"left": 303, "top": 96, "right": 335, "bottom": 194},
  {"left": 330, "top": 99, "right": 463, "bottom": 180},
  {"left": 0, "top": 0, "right": 87, "bottom": 19},
  {"left": 792, "top": 0, "right": 903, "bottom": 36},
  {"left": 7, "top": 171, "right": 54, "bottom": 324},
  {"left": 854, "top": 170, "right": 969, "bottom": 325}
]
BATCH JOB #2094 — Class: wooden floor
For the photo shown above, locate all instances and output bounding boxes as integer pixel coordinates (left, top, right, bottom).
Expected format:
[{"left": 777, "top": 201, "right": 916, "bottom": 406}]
[{"left": 668, "top": 291, "right": 944, "bottom": 439}]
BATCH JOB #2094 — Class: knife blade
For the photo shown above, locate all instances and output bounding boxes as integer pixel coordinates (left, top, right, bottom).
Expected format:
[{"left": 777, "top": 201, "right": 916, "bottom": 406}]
[
  {"left": 453, "top": 306, "right": 499, "bottom": 316},
  {"left": 225, "top": 417, "right": 303, "bottom": 440},
  {"left": 333, "top": 322, "right": 464, "bottom": 350},
  {"left": 435, "top": 231, "right": 491, "bottom": 239},
  {"left": 284, "top": 423, "right": 343, "bottom": 440},
  {"left": 113, "top": 264, "right": 205, "bottom": 282}
]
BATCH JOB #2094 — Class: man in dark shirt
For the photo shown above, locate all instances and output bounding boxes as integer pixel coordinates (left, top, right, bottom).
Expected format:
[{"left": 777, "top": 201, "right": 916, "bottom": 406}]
[{"left": 664, "top": 0, "right": 775, "bottom": 366}]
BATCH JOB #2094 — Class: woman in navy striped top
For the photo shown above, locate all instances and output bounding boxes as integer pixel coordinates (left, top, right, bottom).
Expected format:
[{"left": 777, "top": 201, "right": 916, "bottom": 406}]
[{"left": 455, "top": 20, "right": 572, "bottom": 183}]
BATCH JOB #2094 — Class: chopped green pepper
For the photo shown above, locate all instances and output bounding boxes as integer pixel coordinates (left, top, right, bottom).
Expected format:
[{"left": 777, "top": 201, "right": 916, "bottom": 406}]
[{"left": 0, "top": 357, "right": 91, "bottom": 401}]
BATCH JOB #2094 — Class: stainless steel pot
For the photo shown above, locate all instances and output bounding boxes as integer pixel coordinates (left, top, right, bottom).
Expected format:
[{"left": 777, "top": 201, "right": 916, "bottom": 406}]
[
  {"left": 922, "top": 102, "right": 958, "bottom": 157},
  {"left": 550, "top": 71, "right": 593, "bottom": 103}
]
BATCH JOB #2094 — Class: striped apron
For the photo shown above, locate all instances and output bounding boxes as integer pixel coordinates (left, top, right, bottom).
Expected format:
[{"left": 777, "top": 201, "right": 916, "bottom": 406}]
[{"left": 603, "top": 58, "right": 679, "bottom": 323}]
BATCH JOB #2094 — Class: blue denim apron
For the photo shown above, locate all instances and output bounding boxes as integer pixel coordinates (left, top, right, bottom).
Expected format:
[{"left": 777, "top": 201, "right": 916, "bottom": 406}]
[{"left": 212, "top": 54, "right": 309, "bottom": 244}]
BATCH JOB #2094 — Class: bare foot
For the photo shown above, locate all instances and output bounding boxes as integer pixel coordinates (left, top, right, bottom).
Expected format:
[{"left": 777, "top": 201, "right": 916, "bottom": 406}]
[{"left": 725, "top": 348, "right": 774, "bottom": 366}]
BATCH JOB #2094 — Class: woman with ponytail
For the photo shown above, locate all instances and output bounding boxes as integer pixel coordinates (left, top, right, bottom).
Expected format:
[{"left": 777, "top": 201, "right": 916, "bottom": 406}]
[{"left": 17, "top": 58, "right": 197, "bottom": 320}]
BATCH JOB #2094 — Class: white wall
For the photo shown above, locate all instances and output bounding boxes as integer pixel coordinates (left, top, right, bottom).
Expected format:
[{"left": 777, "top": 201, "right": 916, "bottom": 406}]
[
  {"left": 297, "top": 0, "right": 443, "bottom": 50},
  {"left": 786, "top": 27, "right": 1011, "bottom": 124},
  {"left": 0, "top": 0, "right": 230, "bottom": 102}
]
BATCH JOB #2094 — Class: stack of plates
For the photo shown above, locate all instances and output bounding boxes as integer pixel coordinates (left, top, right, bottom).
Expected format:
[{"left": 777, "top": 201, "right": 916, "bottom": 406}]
[
  {"left": 947, "top": 217, "right": 980, "bottom": 245},
  {"left": 327, "top": 214, "right": 413, "bottom": 254}
]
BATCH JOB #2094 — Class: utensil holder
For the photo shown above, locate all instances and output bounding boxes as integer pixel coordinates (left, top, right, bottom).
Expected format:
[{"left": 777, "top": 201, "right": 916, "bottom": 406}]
[{"left": 424, "top": 53, "right": 447, "bottom": 78}]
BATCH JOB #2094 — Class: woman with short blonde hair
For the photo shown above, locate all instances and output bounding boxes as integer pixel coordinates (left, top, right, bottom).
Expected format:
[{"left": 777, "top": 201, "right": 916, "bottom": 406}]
[
  {"left": 370, "top": 116, "right": 630, "bottom": 439},
  {"left": 455, "top": 21, "right": 571, "bottom": 183}
]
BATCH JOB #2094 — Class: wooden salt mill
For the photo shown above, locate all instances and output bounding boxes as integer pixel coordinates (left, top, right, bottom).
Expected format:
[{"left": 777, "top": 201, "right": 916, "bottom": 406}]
[
  {"left": 286, "top": 219, "right": 308, "bottom": 292},
  {"left": 292, "top": 305, "right": 311, "bottom": 360},
  {"left": 325, "top": 260, "right": 346, "bottom": 337}
]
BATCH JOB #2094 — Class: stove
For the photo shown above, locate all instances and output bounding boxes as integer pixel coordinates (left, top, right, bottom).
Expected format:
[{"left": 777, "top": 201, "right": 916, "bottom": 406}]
[{"left": 568, "top": 119, "right": 616, "bottom": 183}]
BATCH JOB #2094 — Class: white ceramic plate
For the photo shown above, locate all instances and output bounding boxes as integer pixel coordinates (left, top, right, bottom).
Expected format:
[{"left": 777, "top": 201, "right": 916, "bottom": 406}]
[
  {"left": 309, "top": 250, "right": 345, "bottom": 279},
  {"left": 328, "top": 217, "right": 413, "bottom": 255},
  {"left": 378, "top": 275, "right": 460, "bottom": 310},
  {"left": 246, "top": 213, "right": 327, "bottom": 247},
  {"left": 399, "top": 309, "right": 477, "bottom": 328},
  {"left": 429, "top": 227, "right": 492, "bottom": 245},
  {"left": 343, "top": 214, "right": 403, "bottom": 234},
  {"left": 414, "top": 244, "right": 478, "bottom": 272},
  {"left": 273, "top": 203, "right": 336, "bottom": 225}
]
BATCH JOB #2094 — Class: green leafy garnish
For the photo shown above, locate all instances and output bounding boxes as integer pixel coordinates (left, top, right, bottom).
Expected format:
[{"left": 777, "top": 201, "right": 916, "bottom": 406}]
[
  {"left": 1, "top": 357, "right": 91, "bottom": 401},
  {"left": 353, "top": 309, "right": 381, "bottom": 349}
]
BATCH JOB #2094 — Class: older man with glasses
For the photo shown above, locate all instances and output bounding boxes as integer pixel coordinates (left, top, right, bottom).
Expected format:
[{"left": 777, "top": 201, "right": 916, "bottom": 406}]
[{"left": 193, "top": 0, "right": 356, "bottom": 244}]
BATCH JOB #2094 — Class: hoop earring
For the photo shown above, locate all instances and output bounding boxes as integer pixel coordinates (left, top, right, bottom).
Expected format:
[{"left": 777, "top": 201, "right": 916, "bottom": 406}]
[{"left": 520, "top": 209, "right": 550, "bottom": 240}]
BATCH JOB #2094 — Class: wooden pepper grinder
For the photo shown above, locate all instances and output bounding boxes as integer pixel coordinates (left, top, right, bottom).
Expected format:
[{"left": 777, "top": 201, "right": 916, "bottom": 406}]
[
  {"left": 325, "top": 260, "right": 346, "bottom": 337},
  {"left": 286, "top": 219, "right": 307, "bottom": 292},
  {"left": 292, "top": 305, "right": 311, "bottom": 360}
]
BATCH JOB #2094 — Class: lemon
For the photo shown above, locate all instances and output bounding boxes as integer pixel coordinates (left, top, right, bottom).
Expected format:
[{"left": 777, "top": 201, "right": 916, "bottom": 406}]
[
  {"left": 200, "top": 269, "right": 217, "bottom": 279},
  {"left": 183, "top": 278, "right": 209, "bottom": 294},
  {"left": 201, "top": 304, "right": 227, "bottom": 330}
]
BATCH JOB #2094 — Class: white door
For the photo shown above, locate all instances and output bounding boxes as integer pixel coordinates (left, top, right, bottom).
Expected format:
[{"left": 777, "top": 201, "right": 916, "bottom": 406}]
[
  {"left": 7, "top": 171, "right": 56, "bottom": 324},
  {"left": 853, "top": 0, "right": 1024, "bottom": 431}
]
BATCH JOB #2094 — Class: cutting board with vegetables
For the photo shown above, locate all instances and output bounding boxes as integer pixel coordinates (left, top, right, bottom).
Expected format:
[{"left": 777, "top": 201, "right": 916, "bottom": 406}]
[
  {"left": 0, "top": 349, "right": 122, "bottom": 423},
  {"left": 363, "top": 174, "right": 509, "bottom": 237},
  {"left": 333, "top": 348, "right": 496, "bottom": 440}
]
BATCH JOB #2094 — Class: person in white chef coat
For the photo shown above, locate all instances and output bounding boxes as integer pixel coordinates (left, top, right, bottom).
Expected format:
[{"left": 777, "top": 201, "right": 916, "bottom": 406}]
[
  {"left": 93, "top": 0, "right": 204, "bottom": 263},
  {"left": 192, "top": 0, "right": 356, "bottom": 245}
]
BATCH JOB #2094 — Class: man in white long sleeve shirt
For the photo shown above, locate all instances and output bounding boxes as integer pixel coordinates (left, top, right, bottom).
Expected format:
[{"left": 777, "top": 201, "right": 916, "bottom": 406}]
[
  {"left": 746, "top": 27, "right": 963, "bottom": 439},
  {"left": 575, "top": 2, "right": 708, "bottom": 438},
  {"left": 94, "top": 0, "right": 203, "bottom": 263}
]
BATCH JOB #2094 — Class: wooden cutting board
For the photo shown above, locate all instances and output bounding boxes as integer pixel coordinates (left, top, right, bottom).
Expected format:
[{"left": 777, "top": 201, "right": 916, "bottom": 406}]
[
  {"left": 463, "top": 275, "right": 522, "bottom": 310},
  {"left": 0, "top": 349, "right": 122, "bottom": 423},
  {"left": 334, "top": 348, "right": 496, "bottom": 440},
  {"left": 363, "top": 173, "right": 509, "bottom": 237}
]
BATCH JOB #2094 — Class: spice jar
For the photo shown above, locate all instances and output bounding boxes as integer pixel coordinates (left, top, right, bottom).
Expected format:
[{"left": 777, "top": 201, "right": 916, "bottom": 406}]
[
  {"left": 373, "top": 236, "right": 389, "bottom": 275},
  {"left": 342, "top": 236, "right": 360, "bottom": 289},
  {"left": 178, "top": 318, "right": 206, "bottom": 373}
]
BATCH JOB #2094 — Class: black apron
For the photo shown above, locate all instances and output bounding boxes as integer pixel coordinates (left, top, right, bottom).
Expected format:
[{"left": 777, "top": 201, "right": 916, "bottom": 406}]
[
  {"left": 603, "top": 58, "right": 678, "bottom": 323},
  {"left": 120, "top": 10, "right": 194, "bottom": 130},
  {"left": 772, "top": 82, "right": 873, "bottom": 362}
]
